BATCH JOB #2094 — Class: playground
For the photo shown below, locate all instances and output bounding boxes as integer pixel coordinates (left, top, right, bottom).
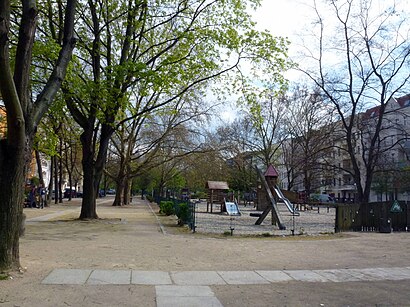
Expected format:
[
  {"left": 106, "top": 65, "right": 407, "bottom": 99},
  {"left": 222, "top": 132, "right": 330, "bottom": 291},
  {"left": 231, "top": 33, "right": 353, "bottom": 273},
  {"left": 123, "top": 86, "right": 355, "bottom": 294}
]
[
  {"left": 191, "top": 165, "right": 337, "bottom": 236},
  {"left": 193, "top": 202, "right": 336, "bottom": 236}
]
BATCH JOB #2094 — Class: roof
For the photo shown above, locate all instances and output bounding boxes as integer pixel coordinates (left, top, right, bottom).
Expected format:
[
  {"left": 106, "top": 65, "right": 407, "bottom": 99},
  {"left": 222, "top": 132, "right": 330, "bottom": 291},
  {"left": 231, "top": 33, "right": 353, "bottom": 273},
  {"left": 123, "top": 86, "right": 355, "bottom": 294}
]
[
  {"left": 363, "top": 105, "right": 381, "bottom": 119},
  {"left": 363, "top": 94, "right": 410, "bottom": 119},
  {"left": 396, "top": 94, "right": 410, "bottom": 108},
  {"left": 206, "top": 181, "right": 229, "bottom": 190},
  {"left": 264, "top": 165, "right": 279, "bottom": 177}
]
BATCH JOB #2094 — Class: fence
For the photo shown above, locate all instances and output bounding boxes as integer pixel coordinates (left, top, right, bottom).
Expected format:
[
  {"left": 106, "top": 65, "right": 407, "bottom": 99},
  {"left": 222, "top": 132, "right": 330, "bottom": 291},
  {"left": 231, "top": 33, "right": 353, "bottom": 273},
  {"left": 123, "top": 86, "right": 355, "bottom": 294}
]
[{"left": 335, "top": 201, "right": 410, "bottom": 232}]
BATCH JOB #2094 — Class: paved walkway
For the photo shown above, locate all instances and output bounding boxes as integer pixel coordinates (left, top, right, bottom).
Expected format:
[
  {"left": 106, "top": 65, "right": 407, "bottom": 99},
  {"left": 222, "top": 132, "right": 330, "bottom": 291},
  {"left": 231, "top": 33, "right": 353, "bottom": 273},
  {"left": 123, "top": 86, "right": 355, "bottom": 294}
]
[
  {"left": 26, "top": 209, "right": 80, "bottom": 223},
  {"left": 41, "top": 267, "right": 410, "bottom": 307}
]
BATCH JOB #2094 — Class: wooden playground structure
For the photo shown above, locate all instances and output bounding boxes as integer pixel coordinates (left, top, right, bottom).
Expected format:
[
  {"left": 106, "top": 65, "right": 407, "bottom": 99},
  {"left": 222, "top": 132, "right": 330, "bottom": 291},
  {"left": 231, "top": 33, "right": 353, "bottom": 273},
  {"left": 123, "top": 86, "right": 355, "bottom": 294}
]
[
  {"left": 205, "top": 181, "right": 230, "bottom": 213},
  {"left": 204, "top": 165, "right": 300, "bottom": 230}
]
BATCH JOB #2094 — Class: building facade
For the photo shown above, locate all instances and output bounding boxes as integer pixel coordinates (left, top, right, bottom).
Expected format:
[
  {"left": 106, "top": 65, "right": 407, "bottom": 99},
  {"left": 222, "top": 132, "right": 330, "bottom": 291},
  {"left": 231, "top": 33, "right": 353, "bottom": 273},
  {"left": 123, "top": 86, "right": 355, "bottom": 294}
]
[{"left": 277, "top": 94, "right": 410, "bottom": 203}]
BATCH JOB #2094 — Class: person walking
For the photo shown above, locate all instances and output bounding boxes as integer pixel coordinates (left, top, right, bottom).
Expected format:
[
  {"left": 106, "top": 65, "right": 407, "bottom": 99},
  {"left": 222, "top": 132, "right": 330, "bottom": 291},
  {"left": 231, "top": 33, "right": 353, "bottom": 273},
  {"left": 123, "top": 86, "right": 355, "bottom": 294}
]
[
  {"left": 28, "top": 185, "right": 37, "bottom": 208},
  {"left": 39, "top": 185, "right": 46, "bottom": 209}
]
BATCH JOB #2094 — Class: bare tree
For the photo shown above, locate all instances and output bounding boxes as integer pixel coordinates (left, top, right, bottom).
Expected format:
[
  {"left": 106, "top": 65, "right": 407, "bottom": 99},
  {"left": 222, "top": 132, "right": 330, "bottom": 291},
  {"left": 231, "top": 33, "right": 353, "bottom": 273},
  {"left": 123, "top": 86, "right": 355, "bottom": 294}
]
[
  {"left": 300, "top": 0, "right": 410, "bottom": 203},
  {"left": 282, "top": 85, "right": 335, "bottom": 195},
  {"left": 107, "top": 92, "right": 215, "bottom": 205},
  {"left": 240, "top": 93, "right": 288, "bottom": 168}
]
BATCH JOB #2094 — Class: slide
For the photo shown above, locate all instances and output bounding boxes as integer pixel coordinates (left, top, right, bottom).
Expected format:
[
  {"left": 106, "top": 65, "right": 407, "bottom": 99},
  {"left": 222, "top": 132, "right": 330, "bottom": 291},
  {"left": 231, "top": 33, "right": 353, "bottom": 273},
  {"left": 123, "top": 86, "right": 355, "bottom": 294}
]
[
  {"left": 273, "top": 185, "right": 300, "bottom": 216},
  {"left": 225, "top": 200, "right": 241, "bottom": 216}
]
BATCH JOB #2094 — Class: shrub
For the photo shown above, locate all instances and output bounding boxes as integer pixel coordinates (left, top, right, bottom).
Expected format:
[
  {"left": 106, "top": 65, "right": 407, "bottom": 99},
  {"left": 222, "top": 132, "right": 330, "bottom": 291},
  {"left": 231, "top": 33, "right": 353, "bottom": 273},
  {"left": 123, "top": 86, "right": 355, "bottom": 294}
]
[
  {"left": 176, "top": 202, "right": 190, "bottom": 225},
  {"left": 191, "top": 191, "right": 206, "bottom": 199},
  {"left": 159, "top": 201, "right": 175, "bottom": 216}
]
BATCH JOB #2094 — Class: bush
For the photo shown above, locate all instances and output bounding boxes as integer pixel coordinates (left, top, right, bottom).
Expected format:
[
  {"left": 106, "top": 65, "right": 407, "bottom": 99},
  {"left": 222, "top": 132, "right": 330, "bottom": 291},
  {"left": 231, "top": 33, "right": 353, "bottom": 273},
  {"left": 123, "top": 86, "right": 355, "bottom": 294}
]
[
  {"left": 145, "top": 195, "right": 154, "bottom": 202},
  {"left": 191, "top": 191, "right": 206, "bottom": 199},
  {"left": 159, "top": 201, "right": 175, "bottom": 216},
  {"left": 176, "top": 202, "right": 190, "bottom": 225}
]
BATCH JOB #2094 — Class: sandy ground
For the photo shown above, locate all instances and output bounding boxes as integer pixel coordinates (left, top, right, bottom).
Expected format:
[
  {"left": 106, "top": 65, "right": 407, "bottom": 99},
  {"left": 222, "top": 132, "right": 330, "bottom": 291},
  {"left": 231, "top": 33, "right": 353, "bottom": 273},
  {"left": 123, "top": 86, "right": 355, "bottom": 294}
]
[{"left": 1, "top": 196, "right": 410, "bottom": 306}]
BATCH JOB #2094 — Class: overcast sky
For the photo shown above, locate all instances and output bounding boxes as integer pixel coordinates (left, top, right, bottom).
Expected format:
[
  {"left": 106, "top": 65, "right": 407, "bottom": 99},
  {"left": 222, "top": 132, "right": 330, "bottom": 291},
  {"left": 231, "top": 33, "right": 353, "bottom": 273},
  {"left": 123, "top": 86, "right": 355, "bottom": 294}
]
[
  {"left": 252, "top": 0, "right": 313, "bottom": 82},
  {"left": 219, "top": 0, "right": 311, "bottom": 122},
  {"left": 254, "top": 0, "right": 311, "bottom": 39}
]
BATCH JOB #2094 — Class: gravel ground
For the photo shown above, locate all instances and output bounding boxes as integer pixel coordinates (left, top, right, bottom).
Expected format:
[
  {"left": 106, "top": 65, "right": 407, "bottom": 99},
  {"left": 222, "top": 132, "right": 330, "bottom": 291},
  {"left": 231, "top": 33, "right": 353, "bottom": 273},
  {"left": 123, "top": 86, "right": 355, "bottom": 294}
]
[{"left": 193, "top": 201, "right": 336, "bottom": 236}]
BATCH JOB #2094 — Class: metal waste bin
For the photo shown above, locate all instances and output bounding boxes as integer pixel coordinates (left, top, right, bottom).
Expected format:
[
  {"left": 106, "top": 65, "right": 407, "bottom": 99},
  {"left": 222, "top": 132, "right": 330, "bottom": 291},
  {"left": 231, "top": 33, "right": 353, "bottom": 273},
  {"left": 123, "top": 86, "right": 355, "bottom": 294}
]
[{"left": 379, "top": 218, "right": 392, "bottom": 233}]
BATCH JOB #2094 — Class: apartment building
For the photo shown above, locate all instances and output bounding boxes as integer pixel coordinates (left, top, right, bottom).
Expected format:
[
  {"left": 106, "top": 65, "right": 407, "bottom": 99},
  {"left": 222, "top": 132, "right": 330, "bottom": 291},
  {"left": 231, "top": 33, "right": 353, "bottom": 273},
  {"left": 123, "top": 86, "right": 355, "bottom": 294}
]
[{"left": 277, "top": 94, "right": 410, "bottom": 203}]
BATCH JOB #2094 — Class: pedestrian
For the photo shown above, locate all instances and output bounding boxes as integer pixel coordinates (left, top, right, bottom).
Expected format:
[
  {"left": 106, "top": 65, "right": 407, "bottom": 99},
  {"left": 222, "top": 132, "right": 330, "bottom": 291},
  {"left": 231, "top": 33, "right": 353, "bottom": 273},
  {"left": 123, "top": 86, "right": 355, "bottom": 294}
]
[
  {"left": 39, "top": 185, "right": 46, "bottom": 209},
  {"left": 28, "top": 185, "right": 37, "bottom": 208}
]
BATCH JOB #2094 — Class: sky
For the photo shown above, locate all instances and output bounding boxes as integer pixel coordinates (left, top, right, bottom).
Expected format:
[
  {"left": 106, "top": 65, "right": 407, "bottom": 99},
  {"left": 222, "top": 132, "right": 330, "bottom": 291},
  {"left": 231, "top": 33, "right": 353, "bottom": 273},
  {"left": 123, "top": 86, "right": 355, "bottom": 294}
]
[
  {"left": 220, "top": 0, "right": 311, "bottom": 122},
  {"left": 218, "top": 0, "right": 410, "bottom": 122},
  {"left": 253, "top": 0, "right": 314, "bottom": 81},
  {"left": 253, "top": 0, "right": 311, "bottom": 39}
]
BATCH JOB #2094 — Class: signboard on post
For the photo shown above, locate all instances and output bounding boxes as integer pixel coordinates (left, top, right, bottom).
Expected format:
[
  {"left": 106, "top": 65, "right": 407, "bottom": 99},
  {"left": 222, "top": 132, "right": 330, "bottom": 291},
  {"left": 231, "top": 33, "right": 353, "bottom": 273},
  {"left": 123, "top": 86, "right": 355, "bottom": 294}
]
[
  {"left": 225, "top": 202, "right": 241, "bottom": 216},
  {"left": 390, "top": 200, "right": 403, "bottom": 213}
]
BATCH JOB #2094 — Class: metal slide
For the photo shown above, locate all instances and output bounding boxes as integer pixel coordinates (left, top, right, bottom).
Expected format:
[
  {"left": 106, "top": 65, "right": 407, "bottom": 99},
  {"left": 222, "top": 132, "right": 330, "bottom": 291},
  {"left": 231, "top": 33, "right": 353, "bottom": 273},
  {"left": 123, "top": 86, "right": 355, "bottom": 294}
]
[
  {"left": 225, "top": 200, "right": 241, "bottom": 216},
  {"left": 273, "top": 185, "right": 300, "bottom": 216}
]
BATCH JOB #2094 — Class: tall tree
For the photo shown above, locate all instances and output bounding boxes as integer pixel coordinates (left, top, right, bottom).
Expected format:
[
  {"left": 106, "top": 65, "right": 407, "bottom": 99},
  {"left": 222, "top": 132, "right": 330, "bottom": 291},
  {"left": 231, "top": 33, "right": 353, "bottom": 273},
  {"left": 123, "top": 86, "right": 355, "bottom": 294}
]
[
  {"left": 64, "top": 0, "right": 289, "bottom": 218},
  {"left": 107, "top": 92, "right": 212, "bottom": 206},
  {"left": 300, "top": 0, "right": 410, "bottom": 203},
  {"left": 215, "top": 117, "right": 257, "bottom": 192},
  {"left": 282, "top": 85, "right": 334, "bottom": 195},
  {"left": 0, "top": 0, "right": 76, "bottom": 271}
]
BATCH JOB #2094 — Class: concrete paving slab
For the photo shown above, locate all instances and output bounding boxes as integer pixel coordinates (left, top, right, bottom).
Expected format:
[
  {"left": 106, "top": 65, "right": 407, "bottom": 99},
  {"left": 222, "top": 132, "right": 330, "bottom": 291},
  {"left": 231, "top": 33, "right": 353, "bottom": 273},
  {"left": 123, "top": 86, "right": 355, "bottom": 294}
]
[
  {"left": 132, "top": 271, "right": 172, "bottom": 285},
  {"left": 171, "top": 271, "right": 226, "bottom": 285},
  {"left": 156, "top": 285, "right": 216, "bottom": 297},
  {"left": 217, "top": 271, "right": 270, "bottom": 285},
  {"left": 313, "top": 269, "right": 363, "bottom": 282},
  {"left": 156, "top": 296, "right": 223, "bottom": 307},
  {"left": 285, "top": 270, "right": 329, "bottom": 282},
  {"left": 344, "top": 269, "right": 380, "bottom": 281},
  {"left": 256, "top": 270, "right": 293, "bottom": 282},
  {"left": 87, "top": 269, "right": 131, "bottom": 285},
  {"left": 357, "top": 268, "right": 393, "bottom": 280},
  {"left": 378, "top": 267, "right": 410, "bottom": 280},
  {"left": 42, "top": 268, "right": 92, "bottom": 285},
  {"left": 356, "top": 267, "right": 410, "bottom": 281}
]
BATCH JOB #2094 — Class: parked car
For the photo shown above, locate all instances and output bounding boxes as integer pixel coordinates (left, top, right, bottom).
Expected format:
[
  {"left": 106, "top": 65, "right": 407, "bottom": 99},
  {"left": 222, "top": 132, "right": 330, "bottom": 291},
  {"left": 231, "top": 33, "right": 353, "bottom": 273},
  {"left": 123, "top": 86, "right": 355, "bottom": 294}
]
[
  {"left": 106, "top": 188, "right": 116, "bottom": 195},
  {"left": 63, "top": 188, "right": 77, "bottom": 198},
  {"left": 310, "top": 194, "right": 336, "bottom": 203}
]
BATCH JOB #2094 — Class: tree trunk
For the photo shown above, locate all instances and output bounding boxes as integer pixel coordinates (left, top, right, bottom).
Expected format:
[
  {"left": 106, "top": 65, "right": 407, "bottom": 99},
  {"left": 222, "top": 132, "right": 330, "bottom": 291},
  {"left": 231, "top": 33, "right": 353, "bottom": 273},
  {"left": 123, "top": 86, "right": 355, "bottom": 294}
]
[
  {"left": 0, "top": 140, "right": 26, "bottom": 271},
  {"left": 54, "top": 155, "right": 59, "bottom": 204},
  {"left": 80, "top": 160, "right": 99, "bottom": 219},
  {"left": 58, "top": 139, "right": 63, "bottom": 203},
  {"left": 123, "top": 176, "right": 131, "bottom": 205},
  {"left": 112, "top": 183, "right": 123, "bottom": 206},
  {"left": 112, "top": 166, "right": 126, "bottom": 206},
  {"left": 35, "top": 149, "right": 44, "bottom": 186},
  {"left": 47, "top": 155, "right": 54, "bottom": 206},
  {"left": 79, "top": 123, "right": 113, "bottom": 219}
]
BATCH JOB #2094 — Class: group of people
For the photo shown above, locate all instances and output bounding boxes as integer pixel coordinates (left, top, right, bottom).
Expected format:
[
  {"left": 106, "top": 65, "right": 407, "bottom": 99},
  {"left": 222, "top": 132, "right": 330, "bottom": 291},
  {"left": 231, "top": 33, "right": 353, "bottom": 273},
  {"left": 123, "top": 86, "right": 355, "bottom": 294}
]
[{"left": 27, "top": 185, "right": 47, "bottom": 209}]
